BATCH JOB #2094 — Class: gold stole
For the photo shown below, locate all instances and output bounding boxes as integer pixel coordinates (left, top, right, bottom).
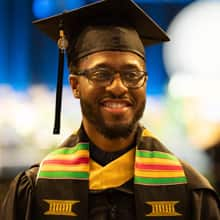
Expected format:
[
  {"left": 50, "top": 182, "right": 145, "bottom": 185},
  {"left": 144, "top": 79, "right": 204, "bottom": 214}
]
[{"left": 89, "top": 148, "right": 135, "bottom": 190}]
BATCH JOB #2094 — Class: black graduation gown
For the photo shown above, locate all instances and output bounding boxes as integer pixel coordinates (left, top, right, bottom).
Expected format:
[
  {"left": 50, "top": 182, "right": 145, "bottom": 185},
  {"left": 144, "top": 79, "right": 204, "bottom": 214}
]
[
  {"left": 1, "top": 126, "right": 220, "bottom": 220},
  {"left": 1, "top": 163, "right": 220, "bottom": 220}
]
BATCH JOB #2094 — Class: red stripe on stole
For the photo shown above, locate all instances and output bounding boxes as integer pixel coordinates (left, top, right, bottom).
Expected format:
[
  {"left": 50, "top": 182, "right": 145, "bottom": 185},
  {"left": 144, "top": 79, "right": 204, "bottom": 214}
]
[
  {"left": 135, "top": 163, "right": 182, "bottom": 171},
  {"left": 43, "top": 157, "right": 89, "bottom": 165}
]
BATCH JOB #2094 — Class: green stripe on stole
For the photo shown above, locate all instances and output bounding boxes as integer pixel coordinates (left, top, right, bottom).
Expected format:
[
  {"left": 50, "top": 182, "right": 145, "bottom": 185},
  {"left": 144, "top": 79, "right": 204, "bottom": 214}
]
[
  {"left": 38, "top": 143, "right": 89, "bottom": 180},
  {"left": 38, "top": 141, "right": 187, "bottom": 185},
  {"left": 134, "top": 149, "right": 187, "bottom": 185}
]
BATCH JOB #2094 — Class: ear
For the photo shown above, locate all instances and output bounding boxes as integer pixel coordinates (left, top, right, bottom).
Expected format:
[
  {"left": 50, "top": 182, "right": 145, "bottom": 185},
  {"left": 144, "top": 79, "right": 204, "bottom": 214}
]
[{"left": 69, "top": 74, "right": 80, "bottom": 98}]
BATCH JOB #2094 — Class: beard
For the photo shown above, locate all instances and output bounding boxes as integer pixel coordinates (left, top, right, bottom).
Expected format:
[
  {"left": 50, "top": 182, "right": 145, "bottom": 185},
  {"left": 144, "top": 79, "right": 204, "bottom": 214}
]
[{"left": 80, "top": 96, "right": 145, "bottom": 139}]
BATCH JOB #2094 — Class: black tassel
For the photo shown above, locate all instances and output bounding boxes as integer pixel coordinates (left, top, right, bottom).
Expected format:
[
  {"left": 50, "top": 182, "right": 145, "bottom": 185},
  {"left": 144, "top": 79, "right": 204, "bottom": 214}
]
[
  {"left": 53, "top": 23, "right": 68, "bottom": 134},
  {"left": 53, "top": 48, "right": 64, "bottom": 134}
]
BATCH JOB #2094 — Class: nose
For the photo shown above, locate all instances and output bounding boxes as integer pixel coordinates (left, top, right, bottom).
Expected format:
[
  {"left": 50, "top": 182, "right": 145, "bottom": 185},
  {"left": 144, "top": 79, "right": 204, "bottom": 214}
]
[{"left": 105, "top": 74, "right": 128, "bottom": 96}]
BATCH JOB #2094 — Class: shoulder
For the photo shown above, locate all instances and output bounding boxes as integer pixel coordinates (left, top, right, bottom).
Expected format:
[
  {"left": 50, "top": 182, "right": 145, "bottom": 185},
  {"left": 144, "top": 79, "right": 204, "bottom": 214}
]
[
  {"left": 138, "top": 127, "right": 220, "bottom": 202},
  {"left": 4, "top": 164, "right": 40, "bottom": 194},
  {"left": 181, "top": 160, "right": 220, "bottom": 199},
  {"left": 181, "top": 161, "right": 220, "bottom": 217},
  {"left": 180, "top": 160, "right": 213, "bottom": 190},
  {"left": 59, "top": 126, "right": 89, "bottom": 148},
  {"left": 181, "top": 159, "right": 220, "bottom": 211},
  {"left": 138, "top": 127, "right": 217, "bottom": 188},
  {"left": 13, "top": 164, "right": 39, "bottom": 193},
  {"left": 42, "top": 128, "right": 89, "bottom": 159},
  {"left": 1, "top": 164, "right": 40, "bottom": 219}
]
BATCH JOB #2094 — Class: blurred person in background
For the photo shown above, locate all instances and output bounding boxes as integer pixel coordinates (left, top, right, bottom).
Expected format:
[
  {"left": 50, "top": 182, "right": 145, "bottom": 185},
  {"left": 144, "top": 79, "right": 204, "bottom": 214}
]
[{"left": 1, "top": 0, "right": 220, "bottom": 219}]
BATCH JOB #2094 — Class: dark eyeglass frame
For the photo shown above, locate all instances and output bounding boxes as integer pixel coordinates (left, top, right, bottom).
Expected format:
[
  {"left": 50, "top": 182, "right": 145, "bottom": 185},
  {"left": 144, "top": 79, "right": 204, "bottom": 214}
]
[{"left": 74, "top": 67, "right": 148, "bottom": 89}]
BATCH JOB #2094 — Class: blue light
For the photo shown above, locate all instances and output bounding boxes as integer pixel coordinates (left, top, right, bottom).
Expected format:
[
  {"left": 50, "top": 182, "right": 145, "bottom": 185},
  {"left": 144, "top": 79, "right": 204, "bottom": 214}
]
[
  {"left": 32, "top": 0, "right": 55, "bottom": 19},
  {"left": 33, "top": 0, "right": 86, "bottom": 19}
]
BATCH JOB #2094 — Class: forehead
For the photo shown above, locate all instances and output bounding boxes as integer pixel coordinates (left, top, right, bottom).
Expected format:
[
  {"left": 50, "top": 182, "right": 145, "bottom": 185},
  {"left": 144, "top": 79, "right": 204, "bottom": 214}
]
[{"left": 77, "top": 51, "right": 146, "bottom": 70}]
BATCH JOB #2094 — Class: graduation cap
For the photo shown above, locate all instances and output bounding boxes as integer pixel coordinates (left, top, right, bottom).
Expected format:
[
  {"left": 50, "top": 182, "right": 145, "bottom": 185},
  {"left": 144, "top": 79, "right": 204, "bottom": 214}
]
[{"left": 33, "top": 0, "right": 169, "bottom": 134}]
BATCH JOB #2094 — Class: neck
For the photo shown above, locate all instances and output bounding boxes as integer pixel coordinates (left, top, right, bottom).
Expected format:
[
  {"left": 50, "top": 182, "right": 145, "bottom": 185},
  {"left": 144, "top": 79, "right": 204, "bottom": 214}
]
[{"left": 82, "top": 119, "right": 137, "bottom": 152}]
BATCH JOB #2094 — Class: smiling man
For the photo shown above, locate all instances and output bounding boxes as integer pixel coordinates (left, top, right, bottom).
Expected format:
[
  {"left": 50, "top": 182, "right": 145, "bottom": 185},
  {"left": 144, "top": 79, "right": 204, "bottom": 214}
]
[
  {"left": 72, "top": 51, "right": 146, "bottom": 148},
  {"left": 1, "top": 0, "right": 220, "bottom": 219}
]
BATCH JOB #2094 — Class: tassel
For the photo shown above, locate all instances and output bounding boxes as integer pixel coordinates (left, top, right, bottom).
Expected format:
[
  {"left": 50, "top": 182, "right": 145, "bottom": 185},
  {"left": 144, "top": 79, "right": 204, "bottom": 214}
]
[{"left": 53, "top": 22, "right": 68, "bottom": 134}]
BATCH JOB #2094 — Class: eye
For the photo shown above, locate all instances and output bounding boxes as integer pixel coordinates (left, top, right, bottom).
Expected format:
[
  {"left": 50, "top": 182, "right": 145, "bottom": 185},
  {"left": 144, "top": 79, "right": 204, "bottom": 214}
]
[
  {"left": 89, "top": 68, "right": 113, "bottom": 81},
  {"left": 123, "top": 71, "right": 143, "bottom": 81}
]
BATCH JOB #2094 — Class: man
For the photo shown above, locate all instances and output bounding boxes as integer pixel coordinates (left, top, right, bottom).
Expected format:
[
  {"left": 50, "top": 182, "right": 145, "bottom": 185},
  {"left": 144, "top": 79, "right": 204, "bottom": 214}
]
[{"left": 1, "top": 0, "right": 220, "bottom": 219}]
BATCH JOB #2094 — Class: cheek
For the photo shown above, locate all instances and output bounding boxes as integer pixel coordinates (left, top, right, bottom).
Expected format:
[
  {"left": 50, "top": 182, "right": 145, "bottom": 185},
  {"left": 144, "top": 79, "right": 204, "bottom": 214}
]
[
  {"left": 140, "top": 83, "right": 147, "bottom": 98},
  {"left": 78, "top": 80, "right": 103, "bottom": 99},
  {"left": 78, "top": 78, "right": 90, "bottom": 96},
  {"left": 132, "top": 87, "right": 146, "bottom": 101}
]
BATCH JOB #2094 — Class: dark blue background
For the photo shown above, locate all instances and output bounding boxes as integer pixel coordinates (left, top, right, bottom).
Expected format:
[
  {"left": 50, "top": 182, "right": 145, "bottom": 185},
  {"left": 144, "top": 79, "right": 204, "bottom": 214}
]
[{"left": 0, "top": 0, "right": 194, "bottom": 95}]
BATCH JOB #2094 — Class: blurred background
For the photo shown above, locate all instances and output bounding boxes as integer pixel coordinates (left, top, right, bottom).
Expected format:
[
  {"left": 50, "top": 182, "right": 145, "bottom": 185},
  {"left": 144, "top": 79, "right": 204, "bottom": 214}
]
[{"left": 1, "top": 0, "right": 220, "bottom": 205}]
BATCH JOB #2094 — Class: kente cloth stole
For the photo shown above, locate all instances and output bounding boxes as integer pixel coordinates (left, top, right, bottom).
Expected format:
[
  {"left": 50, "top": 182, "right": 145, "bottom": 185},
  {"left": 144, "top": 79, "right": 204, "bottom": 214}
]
[{"left": 33, "top": 128, "right": 190, "bottom": 220}]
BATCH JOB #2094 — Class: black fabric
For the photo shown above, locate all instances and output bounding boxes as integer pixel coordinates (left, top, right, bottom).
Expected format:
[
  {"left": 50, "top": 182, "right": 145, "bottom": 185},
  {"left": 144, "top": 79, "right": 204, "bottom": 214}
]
[
  {"left": 33, "top": 0, "right": 170, "bottom": 50},
  {"left": 2, "top": 170, "right": 220, "bottom": 220},
  {"left": 1, "top": 126, "right": 220, "bottom": 220},
  {"left": 191, "top": 189, "right": 220, "bottom": 220},
  {"left": 33, "top": 179, "right": 89, "bottom": 220},
  {"left": 89, "top": 188, "right": 135, "bottom": 220},
  {"left": 89, "top": 179, "right": 135, "bottom": 220},
  {"left": 90, "top": 141, "right": 135, "bottom": 166},
  {"left": 0, "top": 165, "right": 38, "bottom": 220},
  {"left": 71, "top": 25, "right": 145, "bottom": 62}
]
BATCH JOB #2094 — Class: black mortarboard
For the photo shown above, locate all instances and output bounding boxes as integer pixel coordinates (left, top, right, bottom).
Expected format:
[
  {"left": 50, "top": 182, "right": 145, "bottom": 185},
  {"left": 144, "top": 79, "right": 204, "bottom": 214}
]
[{"left": 33, "top": 0, "right": 169, "bottom": 134}]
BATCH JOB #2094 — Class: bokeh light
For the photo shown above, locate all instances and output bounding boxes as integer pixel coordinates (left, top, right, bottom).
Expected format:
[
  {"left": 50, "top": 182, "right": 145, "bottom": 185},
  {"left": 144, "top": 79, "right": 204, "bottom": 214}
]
[
  {"left": 32, "top": 0, "right": 86, "bottom": 19},
  {"left": 164, "top": 0, "right": 220, "bottom": 91},
  {"left": 32, "top": 0, "right": 55, "bottom": 18},
  {"left": 163, "top": 0, "right": 220, "bottom": 148}
]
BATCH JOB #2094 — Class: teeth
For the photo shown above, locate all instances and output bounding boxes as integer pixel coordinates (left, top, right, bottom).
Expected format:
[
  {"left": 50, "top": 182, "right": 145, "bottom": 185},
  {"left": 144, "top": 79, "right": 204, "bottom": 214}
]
[{"left": 104, "top": 102, "right": 126, "bottom": 108}]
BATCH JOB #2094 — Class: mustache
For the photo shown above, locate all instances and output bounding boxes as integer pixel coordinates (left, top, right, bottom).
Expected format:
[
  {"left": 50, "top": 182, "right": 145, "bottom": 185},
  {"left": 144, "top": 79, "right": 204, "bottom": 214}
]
[
  {"left": 97, "top": 92, "right": 136, "bottom": 105},
  {"left": 98, "top": 92, "right": 131, "bottom": 99}
]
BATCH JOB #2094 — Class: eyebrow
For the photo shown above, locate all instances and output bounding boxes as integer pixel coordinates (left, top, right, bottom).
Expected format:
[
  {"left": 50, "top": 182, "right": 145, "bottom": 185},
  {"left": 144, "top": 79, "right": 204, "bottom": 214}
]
[
  {"left": 120, "top": 64, "right": 143, "bottom": 70},
  {"left": 93, "top": 63, "right": 144, "bottom": 71}
]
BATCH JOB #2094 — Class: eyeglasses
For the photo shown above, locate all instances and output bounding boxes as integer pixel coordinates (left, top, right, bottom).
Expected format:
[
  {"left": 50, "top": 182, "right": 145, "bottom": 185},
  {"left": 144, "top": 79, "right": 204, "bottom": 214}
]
[{"left": 75, "top": 67, "right": 148, "bottom": 89}]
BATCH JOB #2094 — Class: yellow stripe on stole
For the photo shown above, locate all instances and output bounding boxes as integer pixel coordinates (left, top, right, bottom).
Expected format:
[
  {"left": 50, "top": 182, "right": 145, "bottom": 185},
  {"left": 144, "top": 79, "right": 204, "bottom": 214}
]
[
  {"left": 141, "top": 129, "right": 155, "bottom": 138},
  {"left": 89, "top": 148, "right": 135, "bottom": 190},
  {"left": 44, "top": 150, "right": 89, "bottom": 160},
  {"left": 40, "top": 164, "right": 89, "bottom": 172},
  {"left": 135, "top": 170, "right": 185, "bottom": 178},
  {"left": 135, "top": 157, "right": 180, "bottom": 165}
]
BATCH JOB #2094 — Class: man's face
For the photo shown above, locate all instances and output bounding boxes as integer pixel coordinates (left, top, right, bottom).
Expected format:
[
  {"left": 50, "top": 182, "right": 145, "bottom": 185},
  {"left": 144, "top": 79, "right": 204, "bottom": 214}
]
[{"left": 70, "top": 51, "right": 147, "bottom": 139}]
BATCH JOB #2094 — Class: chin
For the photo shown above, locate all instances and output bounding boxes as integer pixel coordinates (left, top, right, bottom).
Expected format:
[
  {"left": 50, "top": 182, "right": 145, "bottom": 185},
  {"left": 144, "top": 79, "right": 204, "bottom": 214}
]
[{"left": 98, "top": 122, "right": 137, "bottom": 139}]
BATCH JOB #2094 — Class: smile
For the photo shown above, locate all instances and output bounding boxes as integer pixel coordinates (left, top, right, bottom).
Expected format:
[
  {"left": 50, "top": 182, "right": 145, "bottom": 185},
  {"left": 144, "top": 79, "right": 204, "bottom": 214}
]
[
  {"left": 103, "top": 102, "right": 129, "bottom": 108},
  {"left": 100, "top": 99, "right": 132, "bottom": 114}
]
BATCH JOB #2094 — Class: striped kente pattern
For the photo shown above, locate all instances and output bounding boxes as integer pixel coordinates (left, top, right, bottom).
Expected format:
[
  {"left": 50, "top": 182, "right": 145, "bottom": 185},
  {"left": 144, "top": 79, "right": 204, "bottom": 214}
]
[
  {"left": 134, "top": 150, "right": 187, "bottom": 185},
  {"left": 38, "top": 143, "right": 89, "bottom": 180}
]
